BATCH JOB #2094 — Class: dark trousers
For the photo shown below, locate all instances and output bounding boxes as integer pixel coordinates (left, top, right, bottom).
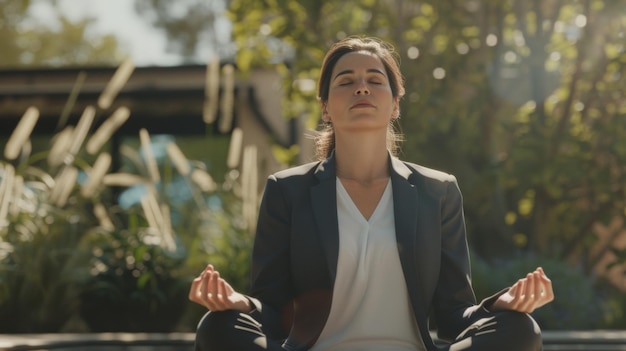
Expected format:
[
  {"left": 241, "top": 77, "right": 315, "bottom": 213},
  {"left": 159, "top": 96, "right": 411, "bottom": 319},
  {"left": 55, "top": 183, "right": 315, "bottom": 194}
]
[{"left": 195, "top": 310, "right": 542, "bottom": 351}]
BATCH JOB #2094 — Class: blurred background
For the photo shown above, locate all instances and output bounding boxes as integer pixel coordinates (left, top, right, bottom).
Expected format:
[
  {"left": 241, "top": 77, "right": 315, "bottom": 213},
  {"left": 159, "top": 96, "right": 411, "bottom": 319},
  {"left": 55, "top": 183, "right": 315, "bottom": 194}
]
[{"left": 0, "top": 0, "right": 625, "bottom": 334}]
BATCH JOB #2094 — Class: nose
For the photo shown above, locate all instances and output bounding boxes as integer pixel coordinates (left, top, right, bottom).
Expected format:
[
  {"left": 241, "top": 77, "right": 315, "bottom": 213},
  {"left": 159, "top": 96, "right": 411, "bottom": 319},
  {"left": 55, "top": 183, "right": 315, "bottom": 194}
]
[{"left": 354, "top": 80, "right": 370, "bottom": 95}]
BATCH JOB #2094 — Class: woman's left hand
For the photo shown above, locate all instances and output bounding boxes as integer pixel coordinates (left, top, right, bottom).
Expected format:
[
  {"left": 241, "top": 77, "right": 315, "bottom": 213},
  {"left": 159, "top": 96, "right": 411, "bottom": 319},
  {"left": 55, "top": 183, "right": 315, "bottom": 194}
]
[{"left": 491, "top": 267, "right": 554, "bottom": 313}]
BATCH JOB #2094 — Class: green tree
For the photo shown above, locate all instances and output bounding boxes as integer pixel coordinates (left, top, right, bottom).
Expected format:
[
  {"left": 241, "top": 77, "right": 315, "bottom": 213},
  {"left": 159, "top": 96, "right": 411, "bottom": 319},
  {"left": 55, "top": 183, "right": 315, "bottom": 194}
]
[
  {"left": 135, "top": 0, "right": 626, "bottom": 279},
  {"left": 0, "top": 0, "right": 123, "bottom": 67},
  {"left": 226, "top": 0, "right": 626, "bottom": 267},
  {"left": 133, "top": 0, "right": 234, "bottom": 60}
]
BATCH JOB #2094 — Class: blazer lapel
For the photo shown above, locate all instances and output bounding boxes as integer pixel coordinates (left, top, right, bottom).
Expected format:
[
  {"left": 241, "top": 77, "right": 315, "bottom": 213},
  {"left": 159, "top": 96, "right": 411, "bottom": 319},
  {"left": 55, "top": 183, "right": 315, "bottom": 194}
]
[
  {"left": 390, "top": 156, "right": 428, "bottom": 320},
  {"left": 310, "top": 154, "right": 340, "bottom": 285}
]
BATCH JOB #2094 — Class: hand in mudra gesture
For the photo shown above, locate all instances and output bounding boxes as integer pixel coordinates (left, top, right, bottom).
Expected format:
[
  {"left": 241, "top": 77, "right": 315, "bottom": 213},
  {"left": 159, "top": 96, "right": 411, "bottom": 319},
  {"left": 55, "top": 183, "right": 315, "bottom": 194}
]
[
  {"left": 188, "top": 265, "right": 251, "bottom": 313},
  {"left": 492, "top": 267, "right": 554, "bottom": 313}
]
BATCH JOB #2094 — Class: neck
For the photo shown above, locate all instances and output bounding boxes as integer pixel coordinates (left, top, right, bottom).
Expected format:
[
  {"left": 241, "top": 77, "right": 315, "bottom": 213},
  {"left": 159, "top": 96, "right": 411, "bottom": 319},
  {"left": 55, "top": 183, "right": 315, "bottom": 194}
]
[{"left": 334, "top": 133, "right": 390, "bottom": 183}]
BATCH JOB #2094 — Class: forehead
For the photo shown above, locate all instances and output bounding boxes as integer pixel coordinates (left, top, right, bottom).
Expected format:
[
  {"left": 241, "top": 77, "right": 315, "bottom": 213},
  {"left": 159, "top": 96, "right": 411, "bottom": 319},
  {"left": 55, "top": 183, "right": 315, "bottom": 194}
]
[{"left": 332, "top": 50, "right": 386, "bottom": 76}]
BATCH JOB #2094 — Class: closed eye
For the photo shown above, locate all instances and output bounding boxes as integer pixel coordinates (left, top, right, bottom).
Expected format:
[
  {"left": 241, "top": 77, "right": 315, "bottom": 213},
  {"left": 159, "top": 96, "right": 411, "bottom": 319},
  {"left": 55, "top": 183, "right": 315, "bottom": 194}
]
[{"left": 338, "top": 80, "right": 383, "bottom": 86}]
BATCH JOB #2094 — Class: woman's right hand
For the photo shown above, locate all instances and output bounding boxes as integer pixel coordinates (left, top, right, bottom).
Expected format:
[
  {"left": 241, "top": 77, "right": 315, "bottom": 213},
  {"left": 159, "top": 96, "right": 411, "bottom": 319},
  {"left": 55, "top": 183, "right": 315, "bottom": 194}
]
[{"left": 188, "top": 264, "right": 252, "bottom": 313}]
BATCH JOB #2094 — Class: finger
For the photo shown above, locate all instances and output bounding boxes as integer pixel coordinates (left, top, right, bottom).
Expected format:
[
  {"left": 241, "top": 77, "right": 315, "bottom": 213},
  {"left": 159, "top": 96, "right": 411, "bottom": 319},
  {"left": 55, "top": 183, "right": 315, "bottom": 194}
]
[
  {"left": 538, "top": 277, "right": 555, "bottom": 302},
  {"left": 210, "top": 269, "right": 220, "bottom": 299},
  {"left": 533, "top": 267, "right": 553, "bottom": 299},
  {"left": 508, "top": 279, "right": 525, "bottom": 309},
  {"left": 199, "top": 269, "right": 210, "bottom": 306},
  {"left": 529, "top": 271, "right": 547, "bottom": 310},
  {"left": 517, "top": 276, "right": 527, "bottom": 301},
  {"left": 533, "top": 271, "right": 543, "bottom": 297},
  {"left": 189, "top": 276, "right": 204, "bottom": 302},
  {"left": 522, "top": 273, "right": 536, "bottom": 311},
  {"left": 511, "top": 274, "right": 531, "bottom": 313},
  {"left": 213, "top": 272, "right": 225, "bottom": 309},
  {"left": 539, "top": 269, "right": 553, "bottom": 287},
  {"left": 208, "top": 271, "right": 223, "bottom": 310},
  {"left": 535, "top": 267, "right": 544, "bottom": 282},
  {"left": 531, "top": 272, "right": 554, "bottom": 311},
  {"left": 188, "top": 277, "right": 199, "bottom": 302},
  {"left": 217, "top": 275, "right": 225, "bottom": 300},
  {"left": 526, "top": 273, "right": 536, "bottom": 300}
]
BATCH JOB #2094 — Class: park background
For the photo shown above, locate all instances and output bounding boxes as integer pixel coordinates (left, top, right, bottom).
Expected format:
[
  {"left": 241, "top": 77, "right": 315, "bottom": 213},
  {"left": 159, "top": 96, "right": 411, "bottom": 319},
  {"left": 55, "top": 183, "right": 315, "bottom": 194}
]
[{"left": 0, "top": 0, "right": 625, "bottom": 334}]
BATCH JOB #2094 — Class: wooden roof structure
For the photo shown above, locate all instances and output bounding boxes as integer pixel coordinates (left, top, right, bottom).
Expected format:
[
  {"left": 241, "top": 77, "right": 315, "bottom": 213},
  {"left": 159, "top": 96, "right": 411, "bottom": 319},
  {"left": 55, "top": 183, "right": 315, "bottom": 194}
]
[{"left": 0, "top": 64, "right": 298, "bottom": 148}]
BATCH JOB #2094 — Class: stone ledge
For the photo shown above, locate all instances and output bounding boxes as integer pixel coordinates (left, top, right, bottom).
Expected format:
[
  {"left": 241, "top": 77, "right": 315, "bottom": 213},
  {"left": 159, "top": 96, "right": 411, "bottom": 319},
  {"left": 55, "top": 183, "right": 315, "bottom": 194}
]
[
  {"left": 0, "top": 333, "right": 195, "bottom": 351},
  {"left": 542, "top": 330, "right": 626, "bottom": 351},
  {"left": 0, "top": 331, "right": 624, "bottom": 351}
]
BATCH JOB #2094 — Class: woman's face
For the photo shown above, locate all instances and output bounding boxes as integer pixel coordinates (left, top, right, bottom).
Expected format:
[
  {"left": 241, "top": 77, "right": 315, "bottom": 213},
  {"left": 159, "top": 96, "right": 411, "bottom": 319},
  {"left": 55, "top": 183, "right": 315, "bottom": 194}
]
[{"left": 323, "top": 50, "right": 398, "bottom": 134}]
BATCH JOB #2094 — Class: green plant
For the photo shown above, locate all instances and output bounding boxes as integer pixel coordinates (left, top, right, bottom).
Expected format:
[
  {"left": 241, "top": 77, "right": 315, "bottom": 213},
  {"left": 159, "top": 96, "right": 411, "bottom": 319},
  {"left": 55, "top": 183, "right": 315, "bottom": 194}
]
[
  {"left": 0, "top": 59, "right": 258, "bottom": 332},
  {"left": 471, "top": 252, "right": 617, "bottom": 330},
  {"left": 0, "top": 133, "right": 98, "bottom": 332},
  {"left": 77, "top": 214, "right": 189, "bottom": 332},
  {"left": 0, "top": 190, "right": 92, "bottom": 332}
]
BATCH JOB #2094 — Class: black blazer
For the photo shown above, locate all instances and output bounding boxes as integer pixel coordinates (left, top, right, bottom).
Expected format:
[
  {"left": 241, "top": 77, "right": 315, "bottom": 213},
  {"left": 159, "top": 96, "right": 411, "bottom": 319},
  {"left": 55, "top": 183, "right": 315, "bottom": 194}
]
[{"left": 246, "top": 153, "right": 500, "bottom": 351}]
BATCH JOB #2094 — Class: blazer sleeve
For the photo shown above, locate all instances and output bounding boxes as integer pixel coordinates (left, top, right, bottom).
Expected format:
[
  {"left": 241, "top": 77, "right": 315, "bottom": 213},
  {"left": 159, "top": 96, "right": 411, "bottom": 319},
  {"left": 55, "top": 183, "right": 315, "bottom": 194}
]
[
  {"left": 433, "top": 177, "right": 507, "bottom": 341},
  {"left": 245, "top": 175, "right": 294, "bottom": 339}
]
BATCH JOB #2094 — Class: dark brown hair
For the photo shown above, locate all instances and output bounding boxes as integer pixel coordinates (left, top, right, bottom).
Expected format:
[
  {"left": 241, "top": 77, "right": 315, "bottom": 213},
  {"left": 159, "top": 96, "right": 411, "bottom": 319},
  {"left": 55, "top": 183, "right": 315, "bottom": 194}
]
[{"left": 315, "top": 36, "right": 405, "bottom": 161}]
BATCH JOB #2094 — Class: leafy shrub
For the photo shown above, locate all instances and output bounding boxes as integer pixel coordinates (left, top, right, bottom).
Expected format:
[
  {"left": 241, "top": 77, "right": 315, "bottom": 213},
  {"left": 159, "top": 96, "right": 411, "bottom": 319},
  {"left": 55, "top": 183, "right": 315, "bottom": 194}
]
[
  {"left": 1, "top": 104, "right": 256, "bottom": 332},
  {"left": 77, "top": 221, "right": 189, "bottom": 332},
  {"left": 0, "top": 205, "right": 90, "bottom": 332},
  {"left": 0, "top": 155, "right": 96, "bottom": 332},
  {"left": 471, "top": 252, "right": 618, "bottom": 329}
]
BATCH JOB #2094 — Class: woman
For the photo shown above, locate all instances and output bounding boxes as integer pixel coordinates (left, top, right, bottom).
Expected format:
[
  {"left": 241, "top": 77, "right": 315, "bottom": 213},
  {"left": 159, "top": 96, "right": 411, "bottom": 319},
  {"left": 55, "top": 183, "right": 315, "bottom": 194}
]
[{"left": 189, "top": 36, "right": 554, "bottom": 351}]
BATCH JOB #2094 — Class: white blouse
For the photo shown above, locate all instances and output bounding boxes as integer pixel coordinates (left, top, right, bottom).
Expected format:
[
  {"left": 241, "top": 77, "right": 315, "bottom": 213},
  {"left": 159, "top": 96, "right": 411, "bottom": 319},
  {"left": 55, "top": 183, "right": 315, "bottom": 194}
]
[{"left": 310, "top": 178, "right": 426, "bottom": 351}]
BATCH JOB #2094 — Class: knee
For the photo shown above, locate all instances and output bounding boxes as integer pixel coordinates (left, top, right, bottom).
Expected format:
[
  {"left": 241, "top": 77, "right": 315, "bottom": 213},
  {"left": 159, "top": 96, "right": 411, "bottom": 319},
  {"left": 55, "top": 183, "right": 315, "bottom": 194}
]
[
  {"left": 496, "top": 311, "right": 542, "bottom": 350},
  {"left": 195, "top": 310, "right": 241, "bottom": 351}
]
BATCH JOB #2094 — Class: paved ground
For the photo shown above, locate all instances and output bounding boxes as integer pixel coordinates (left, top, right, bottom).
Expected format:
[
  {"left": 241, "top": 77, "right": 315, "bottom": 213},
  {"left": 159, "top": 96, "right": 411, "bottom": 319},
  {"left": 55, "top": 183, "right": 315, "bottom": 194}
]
[{"left": 0, "top": 330, "right": 625, "bottom": 350}]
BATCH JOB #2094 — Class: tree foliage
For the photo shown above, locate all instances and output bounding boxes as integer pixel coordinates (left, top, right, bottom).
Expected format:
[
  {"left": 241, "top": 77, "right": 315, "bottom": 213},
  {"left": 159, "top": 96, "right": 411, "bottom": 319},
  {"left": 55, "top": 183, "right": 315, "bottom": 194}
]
[
  {"left": 143, "top": 0, "right": 626, "bottom": 273},
  {"left": 133, "top": 0, "right": 234, "bottom": 60},
  {"left": 225, "top": 0, "right": 626, "bottom": 271},
  {"left": 0, "top": 0, "right": 123, "bottom": 67}
]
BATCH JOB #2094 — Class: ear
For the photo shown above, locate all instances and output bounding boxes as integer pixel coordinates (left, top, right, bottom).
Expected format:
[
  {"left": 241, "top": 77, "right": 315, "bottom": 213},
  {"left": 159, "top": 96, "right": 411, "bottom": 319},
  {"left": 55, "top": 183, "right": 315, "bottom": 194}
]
[
  {"left": 392, "top": 98, "right": 400, "bottom": 119},
  {"left": 321, "top": 102, "right": 331, "bottom": 122}
]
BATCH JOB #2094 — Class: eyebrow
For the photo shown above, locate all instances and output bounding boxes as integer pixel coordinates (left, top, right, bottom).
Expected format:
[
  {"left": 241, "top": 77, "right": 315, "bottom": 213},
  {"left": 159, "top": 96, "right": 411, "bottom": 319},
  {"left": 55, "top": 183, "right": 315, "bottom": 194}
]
[{"left": 333, "top": 68, "right": 386, "bottom": 81}]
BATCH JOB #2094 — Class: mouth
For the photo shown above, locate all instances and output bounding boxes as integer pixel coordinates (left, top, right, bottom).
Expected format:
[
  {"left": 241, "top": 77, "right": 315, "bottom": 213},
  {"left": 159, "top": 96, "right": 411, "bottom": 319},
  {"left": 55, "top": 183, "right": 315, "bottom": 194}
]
[{"left": 350, "top": 101, "right": 375, "bottom": 109}]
